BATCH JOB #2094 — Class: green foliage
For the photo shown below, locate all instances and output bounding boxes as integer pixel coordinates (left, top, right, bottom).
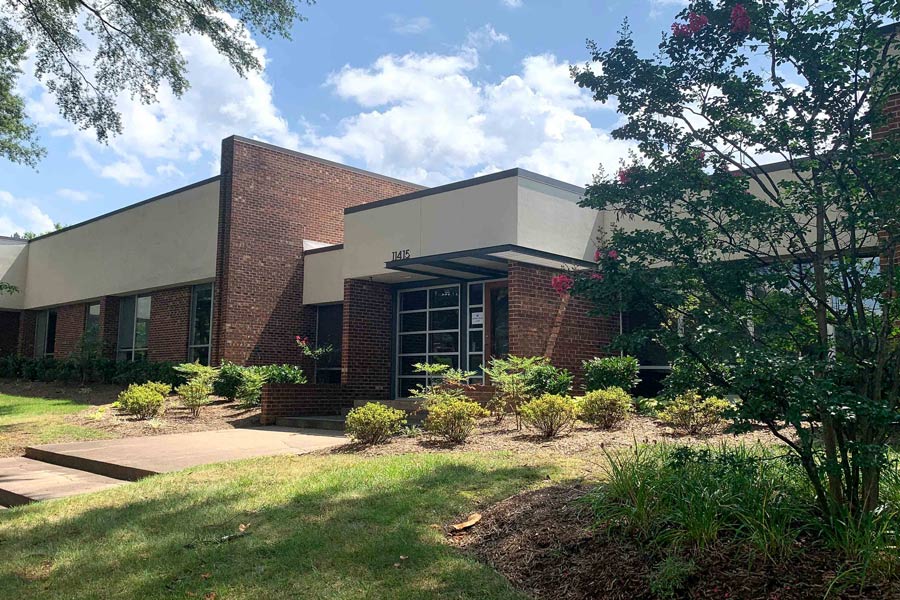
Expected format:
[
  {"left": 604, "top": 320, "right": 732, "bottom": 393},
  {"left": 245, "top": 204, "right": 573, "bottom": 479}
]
[
  {"left": 2, "top": 0, "right": 311, "bottom": 165},
  {"left": 522, "top": 363, "right": 573, "bottom": 396},
  {"left": 251, "top": 364, "right": 307, "bottom": 385},
  {"left": 649, "top": 556, "right": 696, "bottom": 599},
  {"left": 519, "top": 394, "right": 578, "bottom": 438},
  {"left": 582, "top": 356, "right": 640, "bottom": 392},
  {"left": 173, "top": 362, "right": 217, "bottom": 385},
  {"left": 344, "top": 402, "right": 407, "bottom": 445},
  {"left": 213, "top": 361, "right": 244, "bottom": 400},
  {"left": 632, "top": 396, "right": 659, "bottom": 416},
  {"left": 410, "top": 362, "right": 476, "bottom": 405},
  {"left": 658, "top": 391, "right": 730, "bottom": 435},
  {"left": 579, "top": 387, "right": 634, "bottom": 429},
  {"left": 0, "top": 355, "right": 181, "bottom": 386},
  {"left": 572, "top": 2, "right": 900, "bottom": 520},
  {"left": 482, "top": 355, "right": 546, "bottom": 428},
  {"left": 114, "top": 382, "right": 167, "bottom": 419},
  {"left": 235, "top": 369, "right": 266, "bottom": 408},
  {"left": 424, "top": 397, "right": 487, "bottom": 444},
  {"left": 176, "top": 378, "right": 212, "bottom": 418},
  {"left": 661, "top": 356, "right": 726, "bottom": 400},
  {"left": 591, "top": 444, "right": 900, "bottom": 582}
]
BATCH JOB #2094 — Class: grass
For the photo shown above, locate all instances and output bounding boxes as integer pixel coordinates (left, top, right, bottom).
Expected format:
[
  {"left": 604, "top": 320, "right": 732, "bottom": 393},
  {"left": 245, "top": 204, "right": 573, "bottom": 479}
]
[
  {"left": 0, "top": 393, "right": 111, "bottom": 456},
  {"left": 0, "top": 451, "right": 562, "bottom": 599}
]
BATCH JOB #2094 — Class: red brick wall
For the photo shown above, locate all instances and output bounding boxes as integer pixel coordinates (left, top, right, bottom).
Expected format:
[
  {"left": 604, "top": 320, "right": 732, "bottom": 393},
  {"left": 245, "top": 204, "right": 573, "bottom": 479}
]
[
  {"left": 17, "top": 310, "right": 36, "bottom": 357},
  {"left": 874, "top": 93, "right": 900, "bottom": 140},
  {"left": 0, "top": 311, "right": 20, "bottom": 357},
  {"left": 342, "top": 278, "right": 393, "bottom": 397},
  {"left": 147, "top": 286, "right": 192, "bottom": 362},
  {"left": 211, "top": 137, "right": 421, "bottom": 366},
  {"left": 54, "top": 303, "right": 87, "bottom": 358},
  {"left": 508, "top": 262, "right": 618, "bottom": 385},
  {"left": 261, "top": 383, "right": 357, "bottom": 423},
  {"left": 98, "top": 296, "right": 120, "bottom": 359}
]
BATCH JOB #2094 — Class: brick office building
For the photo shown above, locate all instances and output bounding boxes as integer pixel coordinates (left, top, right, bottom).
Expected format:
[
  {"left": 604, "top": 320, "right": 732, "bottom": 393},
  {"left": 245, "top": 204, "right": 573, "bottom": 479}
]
[{"left": 0, "top": 136, "right": 623, "bottom": 421}]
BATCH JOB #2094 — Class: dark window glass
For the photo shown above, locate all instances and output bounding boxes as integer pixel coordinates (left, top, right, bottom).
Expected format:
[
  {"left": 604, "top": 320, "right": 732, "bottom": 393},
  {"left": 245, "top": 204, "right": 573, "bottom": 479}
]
[
  {"left": 84, "top": 303, "right": 101, "bottom": 341},
  {"left": 429, "top": 286, "right": 459, "bottom": 308},
  {"left": 399, "top": 334, "right": 426, "bottom": 354},
  {"left": 429, "top": 309, "right": 458, "bottom": 331},
  {"left": 135, "top": 296, "right": 151, "bottom": 349},
  {"left": 316, "top": 304, "right": 343, "bottom": 370},
  {"left": 400, "top": 312, "right": 427, "bottom": 332},
  {"left": 398, "top": 378, "right": 424, "bottom": 398},
  {"left": 190, "top": 285, "right": 212, "bottom": 346},
  {"left": 468, "top": 354, "right": 484, "bottom": 373},
  {"left": 400, "top": 355, "right": 426, "bottom": 376},
  {"left": 400, "top": 290, "right": 427, "bottom": 312},
  {"left": 316, "top": 370, "right": 341, "bottom": 384},
  {"left": 429, "top": 332, "right": 458, "bottom": 353},
  {"left": 429, "top": 355, "right": 459, "bottom": 369},
  {"left": 469, "top": 330, "right": 483, "bottom": 353},
  {"left": 490, "top": 286, "right": 509, "bottom": 357},
  {"left": 189, "top": 346, "right": 210, "bottom": 365},
  {"left": 117, "top": 296, "right": 135, "bottom": 352},
  {"left": 469, "top": 283, "right": 483, "bottom": 306},
  {"left": 117, "top": 295, "right": 151, "bottom": 361},
  {"left": 45, "top": 310, "right": 57, "bottom": 356}
]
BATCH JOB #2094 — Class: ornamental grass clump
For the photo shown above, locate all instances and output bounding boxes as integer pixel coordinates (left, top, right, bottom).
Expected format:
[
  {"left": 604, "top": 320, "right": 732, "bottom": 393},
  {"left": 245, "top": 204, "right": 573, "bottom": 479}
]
[
  {"left": 579, "top": 387, "right": 634, "bottom": 429},
  {"left": 519, "top": 394, "right": 578, "bottom": 438},
  {"left": 345, "top": 402, "right": 407, "bottom": 445}
]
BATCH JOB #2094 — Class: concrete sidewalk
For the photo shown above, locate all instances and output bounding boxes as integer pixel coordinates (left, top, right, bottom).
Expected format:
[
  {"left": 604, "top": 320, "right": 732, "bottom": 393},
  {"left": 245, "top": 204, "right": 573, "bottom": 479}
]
[{"left": 0, "top": 427, "right": 347, "bottom": 506}]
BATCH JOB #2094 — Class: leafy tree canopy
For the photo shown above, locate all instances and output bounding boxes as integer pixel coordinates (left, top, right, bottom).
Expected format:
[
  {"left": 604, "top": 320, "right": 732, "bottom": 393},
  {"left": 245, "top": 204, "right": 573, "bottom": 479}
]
[
  {"left": 0, "top": 0, "right": 312, "bottom": 166},
  {"left": 572, "top": 0, "right": 900, "bottom": 521}
]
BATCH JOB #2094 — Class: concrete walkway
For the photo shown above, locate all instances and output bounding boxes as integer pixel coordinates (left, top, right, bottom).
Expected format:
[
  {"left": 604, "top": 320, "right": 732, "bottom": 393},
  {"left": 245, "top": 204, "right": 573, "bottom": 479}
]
[{"left": 0, "top": 427, "right": 347, "bottom": 506}]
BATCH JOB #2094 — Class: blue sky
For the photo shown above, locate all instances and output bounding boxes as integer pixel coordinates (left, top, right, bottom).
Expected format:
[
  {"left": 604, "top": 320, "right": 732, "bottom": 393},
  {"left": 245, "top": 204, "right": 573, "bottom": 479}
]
[{"left": 0, "top": 0, "right": 687, "bottom": 236}]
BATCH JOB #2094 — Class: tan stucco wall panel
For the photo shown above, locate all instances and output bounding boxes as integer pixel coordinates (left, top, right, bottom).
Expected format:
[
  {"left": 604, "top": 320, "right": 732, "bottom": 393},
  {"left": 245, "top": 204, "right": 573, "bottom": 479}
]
[
  {"left": 303, "top": 248, "right": 344, "bottom": 304},
  {"left": 0, "top": 240, "right": 29, "bottom": 309},
  {"left": 23, "top": 180, "right": 219, "bottom": 309}
]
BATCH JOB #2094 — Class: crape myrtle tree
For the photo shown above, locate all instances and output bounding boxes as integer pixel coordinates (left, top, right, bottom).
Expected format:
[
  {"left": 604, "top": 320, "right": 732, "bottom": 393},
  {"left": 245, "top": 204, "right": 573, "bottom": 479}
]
[
  {"left": 571, "top": 0, "right": 900, "bottom": 521},
  {"left": 0, "top": 0, "right": 312, "bottom": 166}
]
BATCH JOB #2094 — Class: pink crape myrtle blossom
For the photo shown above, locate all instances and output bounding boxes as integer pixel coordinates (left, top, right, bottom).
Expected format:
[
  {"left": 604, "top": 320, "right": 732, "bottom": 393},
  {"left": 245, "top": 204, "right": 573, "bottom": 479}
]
[
  {"left": 551, "top": 274, "right": 574, "bottom": 296},
  {"left": 730, "top": 4, "right": 751, "bottom": 33}
]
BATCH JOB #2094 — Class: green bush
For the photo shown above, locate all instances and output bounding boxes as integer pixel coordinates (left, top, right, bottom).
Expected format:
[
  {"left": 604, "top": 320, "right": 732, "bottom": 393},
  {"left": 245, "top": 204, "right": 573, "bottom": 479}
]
[
  {"left": 523, "top": 363, "right": 573, "bottom": 396},
  {"left": 143, "top": 381, "right": 172, "bottom": 398},
  {"left": 115, "top": 382, "right": 168, "bottom": 419},
  {"left": 519, "top": 394, "right": 578, "bottom": 438},
  {"left": 176, "top": 378, "right": 212, "bottom": 417},
  {"left": 657, "top": 390, "right": 730, "bottom": 435},
  {"left": 424, "top": 397, "right": 487, "bottom": 443},
  {"left": 0, "top": 356, "right": 181, "bottom": 387},
  {"left": 213, "top": 361, "right": 244, "bottom": 400},
  {"left": 660, "top": 356, "right": 726, "bottom": 400},
  {"left": 579, "top": 387, "right": 634, "bottom": 429},
  {"left": 252, "top": 364, "right": 307, "bottom": 384},
  {"left": 583, "top": 355, "right": 641, "bottom": 392},
  {"left": 173, "top": 361, "right": 217, "bottom": 385},
  {"left": 345, "top": 402, "right": 407, "bottom": 444},
  {"left": 236, "top": 369, "right": 266, "bottom": 407}
]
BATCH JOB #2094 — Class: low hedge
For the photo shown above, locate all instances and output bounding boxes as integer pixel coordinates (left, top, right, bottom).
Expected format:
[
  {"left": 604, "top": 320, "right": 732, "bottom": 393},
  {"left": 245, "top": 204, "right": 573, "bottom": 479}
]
[{"left": 0, "top": 354, "right": 182, "bottom": 386}]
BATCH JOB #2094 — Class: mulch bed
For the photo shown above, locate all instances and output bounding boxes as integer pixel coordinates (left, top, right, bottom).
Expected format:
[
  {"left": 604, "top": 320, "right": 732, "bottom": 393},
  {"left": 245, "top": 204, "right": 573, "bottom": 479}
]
[{"left": 450, "top": 484, "right": 900, "bottom": 600}]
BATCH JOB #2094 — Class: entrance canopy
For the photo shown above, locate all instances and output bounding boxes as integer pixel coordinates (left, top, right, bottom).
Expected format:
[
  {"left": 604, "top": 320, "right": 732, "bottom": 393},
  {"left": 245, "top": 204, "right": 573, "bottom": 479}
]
[{"left": 384, "top": 244, "right": 595, "bottom": 281}]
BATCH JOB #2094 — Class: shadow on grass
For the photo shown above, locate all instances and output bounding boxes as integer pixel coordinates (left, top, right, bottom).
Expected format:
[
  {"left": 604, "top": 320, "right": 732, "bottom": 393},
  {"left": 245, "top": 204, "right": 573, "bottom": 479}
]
[{"left": 0, "top": 454, "right": 550, "bottom": 599}]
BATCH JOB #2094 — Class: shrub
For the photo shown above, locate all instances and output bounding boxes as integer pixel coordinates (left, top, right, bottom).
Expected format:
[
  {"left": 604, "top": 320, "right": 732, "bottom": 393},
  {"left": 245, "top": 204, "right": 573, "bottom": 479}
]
[
  {"left": 424, "top": 397, "right": 487, "bottom": 443},
  {"left": 579, "top": 387, "right": 634, "bottom": 429},
  {"left": 143, "top": 381, "right": 172, "bottom": 398},
  {"left": 236, "top": 369, "right": 266, "bottom": 407},
  {"left": 0, "top": 356, "right": 182, "bottom": 386},
  {"left": 252, "top": 364, "right": 307, "bottom": 384},
  {"left": 345, "top": 402, "right": 407, "bottom": 444},
  {"left": 583, "top": 356, "right": 641, "bottom": 392},
  {"left": 213, "top": 361, "right": 244, "bottom": 400},
  {"left": 660, "top": 356, "right": 726, "bottom": 400},
  {"left": 523, "top": 363, "right": 573, "bottom": 396},
  {"left": 482, "top": 355, "right": 545, "bottom": 428},
  {"left": 115, "top": 382, "right": 167, "bottom": 419},
  {"left": 519, "top": 394, "right": 578, "bottom": 438},
  {"left": 658, "top": 390, "right": 730, "bottom": 435},
  {"left": 176, "top": 378, "right": 212, "bottom": 417},
  {"left": 174, "top": 361, "right": 217, "bottom": 385}
]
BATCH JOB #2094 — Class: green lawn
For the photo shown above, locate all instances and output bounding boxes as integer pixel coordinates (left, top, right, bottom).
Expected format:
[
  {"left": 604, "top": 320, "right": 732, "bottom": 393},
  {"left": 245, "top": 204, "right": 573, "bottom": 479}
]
[
  {"left": 0, "top": 393, "right": 111, "bottom": 456},
  {"left": 0, "top": 451, "right": 561, "bottom": 599}
]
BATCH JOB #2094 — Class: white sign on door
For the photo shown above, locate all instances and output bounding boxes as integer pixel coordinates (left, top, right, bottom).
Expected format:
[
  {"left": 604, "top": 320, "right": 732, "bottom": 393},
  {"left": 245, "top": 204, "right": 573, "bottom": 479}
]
[{"left": 471, "top": 311, "right": 484, "bottom": 326}]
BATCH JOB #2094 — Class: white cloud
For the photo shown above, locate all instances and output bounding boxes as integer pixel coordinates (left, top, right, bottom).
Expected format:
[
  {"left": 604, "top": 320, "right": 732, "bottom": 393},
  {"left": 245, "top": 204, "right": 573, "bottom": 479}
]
[
  {"left": 0, "top": 191, "right": 55, "bottom": 236},
  {"left": 501, "top": 0, "right": 523, "bottom": 7},
  {"left": 466, "top": 25, "right": 509, "bottom": 49},
  {"left": 56, "top": 188, "right": 92, "bottom": 203},
  {"left": 20, "top": 14, "right": 298, "bottom": 187},
  {"left": 302, "top": 48, "right": 632, "bottom": 186},
  {"left": 388, "top": 15, "right": 432, "bottom": 34}
]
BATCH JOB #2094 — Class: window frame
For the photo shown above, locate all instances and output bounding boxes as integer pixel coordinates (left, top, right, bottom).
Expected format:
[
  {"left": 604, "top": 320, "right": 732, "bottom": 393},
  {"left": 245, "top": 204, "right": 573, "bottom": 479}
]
[
  {"left": 314, "top": 303, "right": 343, "bottom": 384},
  {"left": 188, "top": 283, "right": 214, "bottom": 365},
  {"left": 117, "top": 294, "right": 152, "bottom": 362}
]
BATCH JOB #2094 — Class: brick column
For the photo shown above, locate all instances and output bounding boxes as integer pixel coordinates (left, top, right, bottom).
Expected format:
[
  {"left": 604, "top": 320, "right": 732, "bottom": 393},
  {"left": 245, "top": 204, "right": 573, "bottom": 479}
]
[
  {"left": 17, "top": 310, "right": 37, "bottom": 358},
  {"left": 98, "top": 296, "right": 120, "bottom": 359},
  {"left": 54, "top": 303, "right": 86, "bottom": 359},
  {"left": 0, "top": 311, "right": 20, "bottom": 357},
  {"left": 147, "top": 286, "right": 192, "bottom": 362},
  {"left": 342, "top": 278, "right": 393, "bottom": 398},
  {"left": 507, "top": 261, "right": 618, "bottom": 386}
]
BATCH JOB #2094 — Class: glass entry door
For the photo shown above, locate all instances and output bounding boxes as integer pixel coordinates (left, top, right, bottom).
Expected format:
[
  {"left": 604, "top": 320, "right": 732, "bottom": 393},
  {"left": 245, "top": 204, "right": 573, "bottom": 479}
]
[{"left": 485, "top": 281, "right": 509, "bottom": 360}]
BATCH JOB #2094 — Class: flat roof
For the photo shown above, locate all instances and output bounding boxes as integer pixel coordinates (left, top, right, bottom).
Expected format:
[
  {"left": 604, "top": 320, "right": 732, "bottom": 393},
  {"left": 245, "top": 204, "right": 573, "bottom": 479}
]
[{"left": 344, "top": 168, "right": 584, "bottom": 215}]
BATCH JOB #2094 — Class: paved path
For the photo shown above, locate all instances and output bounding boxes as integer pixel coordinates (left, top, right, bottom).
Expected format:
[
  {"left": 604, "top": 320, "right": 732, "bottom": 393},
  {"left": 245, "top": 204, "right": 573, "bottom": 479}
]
[{"left": 0, "top": 427, "right": 347, "bottom": 506}]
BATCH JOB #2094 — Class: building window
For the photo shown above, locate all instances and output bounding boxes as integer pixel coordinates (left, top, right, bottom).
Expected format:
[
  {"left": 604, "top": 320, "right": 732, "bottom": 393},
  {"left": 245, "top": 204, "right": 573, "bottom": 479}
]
[
  {"left": 188, "top": 284, "right": 213, "bottom": 365},
  {"left": 84, "top": 302, "right": 101, "bottom": 343},
  {"left": 467, "top": 282, "right": 485, "bottom": 384},
  {"left": 396, "top": 284, "right": 460, "bottom": 398},
  {"left": 117, "top": 295, "right": 151, "bottom": 361},
  {"left": 315, "top": 304, "right": 343, "bottom": 384},
  {"left": 34, "top": 309, "right": 57, "bottom": 358}
]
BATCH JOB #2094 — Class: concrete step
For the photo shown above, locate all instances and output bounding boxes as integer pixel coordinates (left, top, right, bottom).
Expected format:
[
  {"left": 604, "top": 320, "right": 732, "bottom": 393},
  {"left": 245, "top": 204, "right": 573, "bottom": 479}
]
[
  {"left": 0, "top": 457, "right": 124, "bottom": 507},
  {"left": 25, "top": 445, "right": 155, "bottom": 482},
  {"left": 276, "top": 416, "right": 346, "bottom": 431}
]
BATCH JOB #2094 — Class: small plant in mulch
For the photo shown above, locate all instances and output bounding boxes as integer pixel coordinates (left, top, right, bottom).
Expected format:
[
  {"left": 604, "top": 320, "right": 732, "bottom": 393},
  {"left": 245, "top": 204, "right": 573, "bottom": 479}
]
[
  {"left": 519, "top": 394, "right": 578, "bottom": 438},
  {"left": 345, "top": 402, "right": 407, "bottom": 445}
]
